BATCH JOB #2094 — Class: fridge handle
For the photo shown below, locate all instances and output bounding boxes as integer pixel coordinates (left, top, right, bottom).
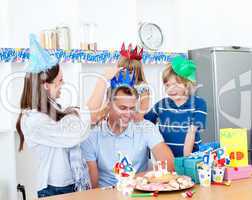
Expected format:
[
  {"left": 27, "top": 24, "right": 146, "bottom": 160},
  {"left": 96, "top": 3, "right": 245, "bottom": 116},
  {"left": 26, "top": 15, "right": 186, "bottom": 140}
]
[
  {"left": 17, "top": 184, "right": 26, "bottom": 200},
  {"left": 232, "top": 46, "right": 241, "bottom": 49}
]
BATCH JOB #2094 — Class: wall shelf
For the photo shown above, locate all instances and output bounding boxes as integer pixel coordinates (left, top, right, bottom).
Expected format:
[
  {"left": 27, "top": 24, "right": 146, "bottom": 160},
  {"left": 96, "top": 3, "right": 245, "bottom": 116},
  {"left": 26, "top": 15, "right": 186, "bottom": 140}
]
[{"left": 0, "top": 48, "right": 186, "bottom": 64}]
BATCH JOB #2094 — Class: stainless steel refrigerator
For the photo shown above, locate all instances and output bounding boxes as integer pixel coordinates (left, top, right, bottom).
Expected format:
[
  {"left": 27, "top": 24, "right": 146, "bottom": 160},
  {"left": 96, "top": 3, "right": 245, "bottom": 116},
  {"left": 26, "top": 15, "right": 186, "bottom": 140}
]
[{"left": 188, "top": 47, "right": 252, "bottom": 162}]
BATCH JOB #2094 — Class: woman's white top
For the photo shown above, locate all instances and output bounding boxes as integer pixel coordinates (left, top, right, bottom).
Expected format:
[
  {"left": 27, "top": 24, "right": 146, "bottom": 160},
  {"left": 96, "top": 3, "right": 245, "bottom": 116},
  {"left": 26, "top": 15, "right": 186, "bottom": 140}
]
[{"left": 20, "top": 108, "right": 91, "bottom": 191}]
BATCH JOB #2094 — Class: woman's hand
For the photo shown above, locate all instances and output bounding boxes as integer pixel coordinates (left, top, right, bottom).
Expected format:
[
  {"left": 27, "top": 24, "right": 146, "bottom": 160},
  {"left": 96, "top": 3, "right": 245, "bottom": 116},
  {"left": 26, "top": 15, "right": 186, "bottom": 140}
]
[{"left": 87, "top": 67, "right": 121, "bottom": 124}]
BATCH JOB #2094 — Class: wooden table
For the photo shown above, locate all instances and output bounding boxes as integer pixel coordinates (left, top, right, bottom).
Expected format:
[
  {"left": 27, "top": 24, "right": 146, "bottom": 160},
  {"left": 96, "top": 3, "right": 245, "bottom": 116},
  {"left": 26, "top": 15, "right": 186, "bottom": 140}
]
[{"left": 39, "top": 178, "right": 252, "bottom": 200}]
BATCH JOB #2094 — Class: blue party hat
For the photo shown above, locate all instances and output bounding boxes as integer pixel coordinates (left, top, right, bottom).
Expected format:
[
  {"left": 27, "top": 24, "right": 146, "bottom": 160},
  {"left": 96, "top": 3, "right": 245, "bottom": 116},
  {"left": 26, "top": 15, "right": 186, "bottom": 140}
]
[
  {"left": 27, "top": 34, "right": 58, "bottom": 73},
  {"left": 110, "top": 68, "right": 135, "bottom": 89}
]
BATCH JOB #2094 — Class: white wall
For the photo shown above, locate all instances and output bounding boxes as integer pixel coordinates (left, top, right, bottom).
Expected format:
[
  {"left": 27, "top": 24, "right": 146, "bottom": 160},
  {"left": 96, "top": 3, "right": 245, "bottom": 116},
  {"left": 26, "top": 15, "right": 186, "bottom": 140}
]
[
  {"left": 0, "top": 0, "right": 9, "bottom": 46},
  {"left": 0, "top": 2, "right": 17, "bottom": 199},
  {"left": 137, "top": 0, "right": 178, "bottom": 51},
  {"left": 174, "top": 0, "right": 252, "bottom": 51},
  {"left": 5, "top": 0, "right": 252, "bottom": 50},
  {"left": 0, "top": 133, "right": 17, "bottom": 200},
  {"left": 79, "top": 0, "right": 137, "bottom": 49},
  {"left": 137, "top": 0, "right": 252, "bottom": 52},
  {"left": 8, "top": 0, "right": 82, "bottom": 48},
  {"left": 8, "top": 0, "right": 137, "bottom": 49}
]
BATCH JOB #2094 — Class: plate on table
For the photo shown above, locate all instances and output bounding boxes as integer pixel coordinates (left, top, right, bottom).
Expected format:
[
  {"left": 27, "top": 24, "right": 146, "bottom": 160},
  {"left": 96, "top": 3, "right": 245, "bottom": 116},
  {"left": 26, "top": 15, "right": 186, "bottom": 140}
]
[{"left": 134, "top": 173, "right": 195, "bottom": 192}]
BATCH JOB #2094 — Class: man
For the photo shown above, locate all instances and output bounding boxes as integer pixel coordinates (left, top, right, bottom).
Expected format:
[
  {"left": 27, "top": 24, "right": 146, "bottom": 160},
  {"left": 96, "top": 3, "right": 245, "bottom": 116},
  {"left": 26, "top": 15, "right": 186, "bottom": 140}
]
[{"left": 81, "top": 85, "right": 174, "bottom": 188}]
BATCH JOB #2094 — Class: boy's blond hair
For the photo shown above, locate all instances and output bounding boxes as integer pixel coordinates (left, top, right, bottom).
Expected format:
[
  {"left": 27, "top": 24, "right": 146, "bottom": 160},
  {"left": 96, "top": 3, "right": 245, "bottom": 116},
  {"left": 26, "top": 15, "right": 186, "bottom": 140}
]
[{"left": 162, "top": 63, "right": 196, "bottom": 95}]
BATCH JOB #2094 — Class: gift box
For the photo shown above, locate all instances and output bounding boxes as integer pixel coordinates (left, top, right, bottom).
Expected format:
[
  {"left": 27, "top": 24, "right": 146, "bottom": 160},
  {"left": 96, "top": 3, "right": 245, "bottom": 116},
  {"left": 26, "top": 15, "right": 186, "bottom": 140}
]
[
  {"left": 224, "top": 165, "right": 252, "bottom": 180},
  {"left": 199, "top": 142, "right": 220, "bottom": 152},
  {"left": 174, "top": 157, "right": 185, "bottom": 175},
  {"left": 220, "top": 128, "right": 249, "bottom": 167},
  {"left": 174, "top": 157, "right": 203, "bottom": 183}
]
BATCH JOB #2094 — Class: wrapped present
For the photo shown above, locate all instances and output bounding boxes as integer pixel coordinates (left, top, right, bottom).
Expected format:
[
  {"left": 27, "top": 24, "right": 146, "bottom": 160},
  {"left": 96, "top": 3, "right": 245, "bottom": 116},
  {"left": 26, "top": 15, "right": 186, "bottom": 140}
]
[
  {"left": 199, "top": 142, "right": 220, "bottom": 152},
  {"left": 224, "top": 165, "right": 252, "bottom": 180},
  {"left": 174, "top": 157, "right": 203, "bottom": 183},
  {"left": 220, "top": 128, "right": 248, "bottom": 167}
]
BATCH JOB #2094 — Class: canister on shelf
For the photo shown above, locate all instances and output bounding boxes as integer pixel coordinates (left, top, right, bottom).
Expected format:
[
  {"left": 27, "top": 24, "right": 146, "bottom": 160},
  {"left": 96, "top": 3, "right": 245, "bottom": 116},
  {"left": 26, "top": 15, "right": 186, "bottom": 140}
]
[
  {"left": 80, "top": 22, "right": 98, "bottom": 51},
  {"left": 56, "top": 26, "right": 71, "bottom": 50},
  {"left": 80, "top": 42, "right": 89, "bottom": 51},
  {"left": 89, "top": 42, "right": 97, "bottom": 51},
  {"left": 89, "top": 23, "right": 98, "bottom": 51},
  {"left": 40, "top": 29, "right": 57, "bottom": 49}
]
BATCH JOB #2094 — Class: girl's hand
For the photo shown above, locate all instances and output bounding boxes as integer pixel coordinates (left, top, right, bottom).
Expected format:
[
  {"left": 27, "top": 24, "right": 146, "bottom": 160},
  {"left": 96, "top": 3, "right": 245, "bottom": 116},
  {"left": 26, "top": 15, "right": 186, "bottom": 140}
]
[
  {"left": 103, "top": 67, "right": 122, "bottom": 80},
  {"left": 133, "top": 112, "right": 144, "bottom": 122}
]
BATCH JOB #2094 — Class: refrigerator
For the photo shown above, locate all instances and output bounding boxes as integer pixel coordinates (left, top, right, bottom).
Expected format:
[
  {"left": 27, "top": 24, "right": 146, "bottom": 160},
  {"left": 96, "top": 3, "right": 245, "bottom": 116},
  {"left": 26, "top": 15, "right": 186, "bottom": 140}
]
[{"left": 188, "top": 47, "right": 252, "bottom": 162}]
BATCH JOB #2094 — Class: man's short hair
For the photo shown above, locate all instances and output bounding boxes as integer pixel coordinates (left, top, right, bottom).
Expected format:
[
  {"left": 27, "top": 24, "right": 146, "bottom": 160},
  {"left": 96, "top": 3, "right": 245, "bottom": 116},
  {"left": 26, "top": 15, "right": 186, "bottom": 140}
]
[{"left": 107, "top": 85, "right": 139, "bottom": 101}]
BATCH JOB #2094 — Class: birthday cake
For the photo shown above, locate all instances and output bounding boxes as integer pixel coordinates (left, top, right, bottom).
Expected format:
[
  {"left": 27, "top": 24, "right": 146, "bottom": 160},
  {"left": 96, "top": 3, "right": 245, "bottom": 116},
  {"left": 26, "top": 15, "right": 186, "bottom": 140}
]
[
  {"left": 145, "top": 171, "right": 178, "bottom": 183},
  {"left": 135, "top": 161, "right": 194, "bottom": 192},
  {"left": 146, "top": 161, "right": 178, "bottom": 183}
]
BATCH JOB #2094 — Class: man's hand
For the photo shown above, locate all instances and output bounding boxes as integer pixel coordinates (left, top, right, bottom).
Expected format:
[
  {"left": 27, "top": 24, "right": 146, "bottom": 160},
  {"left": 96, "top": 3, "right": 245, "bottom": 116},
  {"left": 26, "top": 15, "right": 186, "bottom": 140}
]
[{"left": 151, "top": 142, "right": 175, "bottom": 171}]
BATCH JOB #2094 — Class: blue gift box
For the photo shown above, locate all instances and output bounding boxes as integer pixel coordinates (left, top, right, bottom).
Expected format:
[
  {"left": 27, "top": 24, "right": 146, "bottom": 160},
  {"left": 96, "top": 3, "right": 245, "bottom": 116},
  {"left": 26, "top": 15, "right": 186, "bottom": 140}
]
[
  {"left": 199, "top": 142, "right": 220, "bottom": 152},
  {"left": 174, "top": 157, "right": 203, "bottom": 184}
]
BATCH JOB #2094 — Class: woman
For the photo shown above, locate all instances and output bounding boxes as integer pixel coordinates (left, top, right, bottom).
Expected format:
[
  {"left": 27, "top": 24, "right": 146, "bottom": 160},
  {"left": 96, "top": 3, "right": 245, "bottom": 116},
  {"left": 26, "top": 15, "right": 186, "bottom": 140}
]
[{"left": 16, "top": 34, "right": 119, "bottom": 197}]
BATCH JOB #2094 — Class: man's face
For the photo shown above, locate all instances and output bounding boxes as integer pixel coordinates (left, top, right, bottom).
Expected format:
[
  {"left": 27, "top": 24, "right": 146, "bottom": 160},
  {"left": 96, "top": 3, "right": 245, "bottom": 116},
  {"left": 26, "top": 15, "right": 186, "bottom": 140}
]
[{"left": 109, "top": 90, "right": 137, "bottom": 129}]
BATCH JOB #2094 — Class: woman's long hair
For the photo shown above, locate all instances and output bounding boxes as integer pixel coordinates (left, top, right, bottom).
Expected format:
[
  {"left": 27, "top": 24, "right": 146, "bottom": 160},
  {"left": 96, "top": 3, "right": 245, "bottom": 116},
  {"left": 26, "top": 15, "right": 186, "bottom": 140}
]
[{"left": 16, "top": 64, "right": 77, "bottom": 151}]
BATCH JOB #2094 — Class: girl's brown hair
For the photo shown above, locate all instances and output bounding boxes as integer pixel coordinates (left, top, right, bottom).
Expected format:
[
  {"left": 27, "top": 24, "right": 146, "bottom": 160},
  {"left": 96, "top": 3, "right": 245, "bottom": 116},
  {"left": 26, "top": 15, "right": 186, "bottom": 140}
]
[
  {"left": 16, "top": 64, "right": 77, "bottom": 151},
  {"left": 117, "top": 56, "right": 147, "bottom": 85},
  {"left": 162, "top": 63, "right": 196, "bottom": 94}
]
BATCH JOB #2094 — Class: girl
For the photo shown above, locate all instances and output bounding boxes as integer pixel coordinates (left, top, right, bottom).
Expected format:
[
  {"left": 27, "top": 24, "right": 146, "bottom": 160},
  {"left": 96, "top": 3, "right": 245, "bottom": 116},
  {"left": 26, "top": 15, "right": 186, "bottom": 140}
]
[
  {"left": 117, "top": 43, "right": 150, "bottom": 121},
  {"left": 16, "top": 34, "right": 119, "bottom": 197},
  {"left": 144, "top": 56, "right": 207, "bottom": 157}
]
